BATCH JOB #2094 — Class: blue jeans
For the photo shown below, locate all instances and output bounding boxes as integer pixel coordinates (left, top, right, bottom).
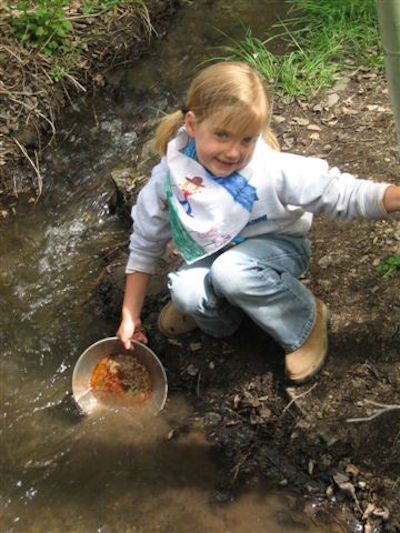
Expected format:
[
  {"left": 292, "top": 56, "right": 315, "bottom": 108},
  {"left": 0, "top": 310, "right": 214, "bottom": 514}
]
[{"left": 167, "top": 235, "right": 315, "bottom": 352}]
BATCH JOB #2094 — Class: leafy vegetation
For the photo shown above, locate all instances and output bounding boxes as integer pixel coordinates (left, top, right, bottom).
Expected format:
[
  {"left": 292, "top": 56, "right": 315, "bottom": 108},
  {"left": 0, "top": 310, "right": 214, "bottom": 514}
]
[
  {"left": 220, "top": 0, "right": 383, "bottom": 96},
  {"left": 376, "top": 255, "right": 400, "bottom": 278},
  {"left": 10, "top": 0, "right": 145, "bottom": 57},
  {"left": 82, "top": 0, "right": 123, "bottom": 14},
  {"left": 11, "top": 1, "right": 73, "bottom": 56}
]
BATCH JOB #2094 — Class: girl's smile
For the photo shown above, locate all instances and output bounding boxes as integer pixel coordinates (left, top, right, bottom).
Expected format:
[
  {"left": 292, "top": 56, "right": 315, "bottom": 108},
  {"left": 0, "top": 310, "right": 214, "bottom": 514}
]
[{"left": 184, "top": 109, "right": 261, "bottom": 177}]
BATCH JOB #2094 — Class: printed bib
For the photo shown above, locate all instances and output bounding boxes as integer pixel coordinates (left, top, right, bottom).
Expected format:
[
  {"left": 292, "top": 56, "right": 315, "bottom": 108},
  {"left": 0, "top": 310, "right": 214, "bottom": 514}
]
[{"left": 166, "top": 129, "right": 258, "bottom": 263}]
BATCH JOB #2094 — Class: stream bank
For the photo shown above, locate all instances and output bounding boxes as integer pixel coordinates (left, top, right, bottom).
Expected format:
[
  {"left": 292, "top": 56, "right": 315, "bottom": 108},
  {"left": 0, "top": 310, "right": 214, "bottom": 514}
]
[{"left": 0, "top": 0, "right": 180, "bottom": 214}]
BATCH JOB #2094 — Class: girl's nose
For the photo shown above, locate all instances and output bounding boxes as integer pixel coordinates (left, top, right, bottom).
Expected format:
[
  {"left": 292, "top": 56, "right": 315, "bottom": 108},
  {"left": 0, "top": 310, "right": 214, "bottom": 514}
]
[{"left": 225, "top": 142, "right": 241, "bottom": 160}]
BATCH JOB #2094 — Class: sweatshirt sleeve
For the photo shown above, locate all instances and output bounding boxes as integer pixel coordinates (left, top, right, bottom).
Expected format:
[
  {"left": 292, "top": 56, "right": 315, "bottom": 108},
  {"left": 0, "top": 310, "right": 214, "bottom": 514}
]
[
  {"left": 125, "top": 158, "right": 171, "bottom": 274},
  {"left": 275, "top": 151, "right": 389, "bottom": 219}
]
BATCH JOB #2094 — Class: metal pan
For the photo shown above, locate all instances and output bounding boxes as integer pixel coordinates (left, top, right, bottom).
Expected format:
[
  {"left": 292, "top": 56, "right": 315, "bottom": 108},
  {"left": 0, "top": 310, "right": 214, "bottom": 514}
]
[{"left": 72, "top": 337, "right": 168, "bottom": 415}]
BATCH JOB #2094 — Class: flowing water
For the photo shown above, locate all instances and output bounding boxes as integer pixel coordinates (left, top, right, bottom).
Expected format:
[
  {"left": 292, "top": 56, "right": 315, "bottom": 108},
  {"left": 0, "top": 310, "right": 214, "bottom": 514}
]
[{"left": 1, "top": 1, "right": 343, "bottom": 531}]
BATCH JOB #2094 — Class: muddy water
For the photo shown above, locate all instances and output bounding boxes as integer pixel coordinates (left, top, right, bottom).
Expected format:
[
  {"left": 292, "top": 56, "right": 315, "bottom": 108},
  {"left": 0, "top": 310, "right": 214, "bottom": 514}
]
[{"left": 1, "top": 1, "right": 341, "bottom": 531}]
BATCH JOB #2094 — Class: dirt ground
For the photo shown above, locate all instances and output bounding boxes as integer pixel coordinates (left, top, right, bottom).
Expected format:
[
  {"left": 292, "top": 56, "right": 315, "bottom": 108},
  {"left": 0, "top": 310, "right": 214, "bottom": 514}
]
[{"left": 97, "top": 68, "right": 400, "bottom": 532}]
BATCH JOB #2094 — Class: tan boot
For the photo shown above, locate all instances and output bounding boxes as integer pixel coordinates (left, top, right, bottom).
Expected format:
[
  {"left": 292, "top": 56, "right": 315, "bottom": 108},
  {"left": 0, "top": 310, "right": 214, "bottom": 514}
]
[
  {"left": 158, "top": 301, "right": 197, "bottom": 338},
  {"left": 285, "top": 299, "right": 329, "bottom": 384}
]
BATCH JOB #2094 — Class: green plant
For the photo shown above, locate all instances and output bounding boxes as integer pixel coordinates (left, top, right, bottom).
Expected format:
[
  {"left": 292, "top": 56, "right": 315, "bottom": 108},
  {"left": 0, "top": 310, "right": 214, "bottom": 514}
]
[
  {"left": 376, "top": 255, "right": 400, "bottom": 277},
  {"left": 82, "top": 0, "right": 120, "bottom": 15},
  {"left": 82, "top": 0, "right": 142, "bottom": 16},
  {"left": 220, "top": 0, "right": 383, "bottom": 97},
  {"left": 11, "top": 0, "right": 73, "bottom": 56}
]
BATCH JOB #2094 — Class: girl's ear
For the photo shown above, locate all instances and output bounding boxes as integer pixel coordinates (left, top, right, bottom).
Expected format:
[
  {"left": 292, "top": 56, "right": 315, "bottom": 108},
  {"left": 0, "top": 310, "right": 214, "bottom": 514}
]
[{"left": 185, "top": 111, "right": 196, "bottom": 138}]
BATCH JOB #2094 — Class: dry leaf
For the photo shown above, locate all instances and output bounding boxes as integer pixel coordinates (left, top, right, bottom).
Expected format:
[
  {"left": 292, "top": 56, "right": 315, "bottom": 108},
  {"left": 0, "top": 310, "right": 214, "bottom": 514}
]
[
  {"left": 93, "top": 73, "right": 105, "bottom": 86},
  {"left": 259, "top": 405, "right": 272, "bottom": 420},
  {"left": 298, "top": 100, "right": 310, "bottom": 110},
  {"left": 345, "top": 464, "right": 360, "bottom": 477},
  {"left": 186, "top": 363, "right": 198, "bottom": 376},
  {"left": 233, "top": 394, "right": 240, "bottom": 409},
  {"left": 189, "top": 342, "right": 201, "bottom": 351},
  {"left": 342, "top": 106, "right": 359, "bottom": 115},
  {"left": 326, "top": 93, "right": 340, "bottom": 108},
  {"left": 292, "top": 116, "right": 310, "bottom": 126},
  {"left": 363, "top": 502, "right": 376, "bottom": 520}
]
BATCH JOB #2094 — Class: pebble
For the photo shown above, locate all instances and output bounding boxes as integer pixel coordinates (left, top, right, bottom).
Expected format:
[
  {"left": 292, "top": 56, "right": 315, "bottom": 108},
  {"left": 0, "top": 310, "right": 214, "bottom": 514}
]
[
  {"left": 204, "top": 412, "right": 222, "bottom": 426},
  {"left": 318, "top": 254, "right": 333, "bottom": 268}
]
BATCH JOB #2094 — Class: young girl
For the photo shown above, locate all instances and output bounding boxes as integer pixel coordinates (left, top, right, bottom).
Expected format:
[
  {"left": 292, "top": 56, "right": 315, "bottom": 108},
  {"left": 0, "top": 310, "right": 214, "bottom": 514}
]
[{"left": 117, "top": 61, "right": 400, "bottom": 384}]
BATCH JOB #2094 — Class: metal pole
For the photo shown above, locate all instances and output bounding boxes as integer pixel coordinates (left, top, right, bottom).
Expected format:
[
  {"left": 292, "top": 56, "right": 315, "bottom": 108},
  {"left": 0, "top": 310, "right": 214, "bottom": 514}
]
[{"left": 376, "top": 0, "right": 400, "bottom": 156}]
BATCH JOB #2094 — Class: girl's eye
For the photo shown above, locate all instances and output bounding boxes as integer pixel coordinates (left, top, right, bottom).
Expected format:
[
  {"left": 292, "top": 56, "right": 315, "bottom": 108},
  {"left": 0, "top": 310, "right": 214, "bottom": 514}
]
[
  {"left": 215, "top": 131, "right": 229, "bottom": 139},
  {"left": 242, "top": 136, "right": 253, "bottom": 144}
]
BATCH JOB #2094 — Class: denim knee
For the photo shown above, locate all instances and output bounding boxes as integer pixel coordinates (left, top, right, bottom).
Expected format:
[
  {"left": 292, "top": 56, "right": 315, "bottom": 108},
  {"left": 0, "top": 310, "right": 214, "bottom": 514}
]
[
  {"left": 167, "top": 272, "right": 199, "bottom": 314},
  {"left": 210, "top": 252, "right": 254, "bottom": 299}
]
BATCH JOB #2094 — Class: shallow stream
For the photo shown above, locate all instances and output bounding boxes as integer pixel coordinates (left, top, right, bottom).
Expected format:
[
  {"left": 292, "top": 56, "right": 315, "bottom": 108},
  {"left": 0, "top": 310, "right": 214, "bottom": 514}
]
[{"left": 1, "top": 1, "right": 342, "bottom": 531}]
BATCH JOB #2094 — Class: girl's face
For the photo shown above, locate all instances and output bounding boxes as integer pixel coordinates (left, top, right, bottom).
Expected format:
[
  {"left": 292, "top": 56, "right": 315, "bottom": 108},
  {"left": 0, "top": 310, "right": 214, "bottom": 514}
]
[{"left": 185, "top": 109, "right": 261, "bottom": 177}]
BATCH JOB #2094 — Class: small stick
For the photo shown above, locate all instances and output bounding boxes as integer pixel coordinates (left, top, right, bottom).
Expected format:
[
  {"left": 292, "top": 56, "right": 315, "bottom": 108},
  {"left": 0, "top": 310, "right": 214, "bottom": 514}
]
[
  {"left": 196, "top": 371, "right": 201, "bottom": 398},
  {"left": 63, "top": 71, "right": 86, "bottom": 92},
  {"left": 12, "top": 138, "right": 43, "bottom": 200},
  {"left": 9, "top": 96, "right": 56, "bottom": 137},
  {"left": 282, "top": 382, "right": 318, "bottom": 415},
  {"left": 231, "top": 447, "right": 253, "bottom": 483},
  {"left": 346, "top": 400, "right": 400, "bottom": 423},
  {"left": 34, "top": 149, "right": 42, "bottom": 199}
]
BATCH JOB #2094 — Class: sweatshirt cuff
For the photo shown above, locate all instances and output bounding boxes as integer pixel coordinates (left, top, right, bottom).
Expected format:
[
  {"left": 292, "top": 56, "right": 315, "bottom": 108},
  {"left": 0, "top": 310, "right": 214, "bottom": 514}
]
[
  {"left": 367, "top": 183, "right": 393, "bottom": 218},
  {"left": 378, "top": 184, "right": 395, "bottom": 217},
  {"left": 125, "top": 255, "right": 157, "bottom": 275}
]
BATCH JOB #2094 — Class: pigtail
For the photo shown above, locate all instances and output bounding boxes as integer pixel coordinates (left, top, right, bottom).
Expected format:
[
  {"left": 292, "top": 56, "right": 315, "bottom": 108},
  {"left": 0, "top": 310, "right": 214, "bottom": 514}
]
[
  {"left": 154, "top": 110, "right": 185, "bottom": 155},
  {"left": 263, "top": 127, "right": 280, "bottom": 151}
]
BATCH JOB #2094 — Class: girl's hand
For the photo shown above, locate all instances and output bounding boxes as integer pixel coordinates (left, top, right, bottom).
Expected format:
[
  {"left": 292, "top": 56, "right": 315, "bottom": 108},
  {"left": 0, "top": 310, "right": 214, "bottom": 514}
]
[
  {"left": 116, "top": 317, "right": 148, "bottom": 350},
  {"left": 383, "top": 185, "right": 400, "bottom": 213}
]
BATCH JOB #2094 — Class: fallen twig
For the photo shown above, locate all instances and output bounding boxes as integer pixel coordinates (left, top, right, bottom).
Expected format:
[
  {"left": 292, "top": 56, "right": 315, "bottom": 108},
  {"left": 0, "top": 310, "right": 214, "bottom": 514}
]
[
  {"left": 346, "top": 400, "right": 400, "bottom": 423},
  {"left": 12, "top": 137, "right": 43, "bottom": 200},
  {"left": 282, "top": 382, "right": 318, "bottom": 415},
  {"left": 196, "top": 371, "right": 201, "bottom": 398},
  {"left": 231, "top": 446, "right": 254, "bottom": 484},
  {"left": 9, "top": 96, "right": 56, "bottom": 137}
]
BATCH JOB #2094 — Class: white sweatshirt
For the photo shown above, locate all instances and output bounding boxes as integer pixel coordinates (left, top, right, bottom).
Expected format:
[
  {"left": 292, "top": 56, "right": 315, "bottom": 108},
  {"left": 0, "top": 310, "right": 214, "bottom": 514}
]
[{"left": 126, "top": 138, "right": 389, "bottom": 274}]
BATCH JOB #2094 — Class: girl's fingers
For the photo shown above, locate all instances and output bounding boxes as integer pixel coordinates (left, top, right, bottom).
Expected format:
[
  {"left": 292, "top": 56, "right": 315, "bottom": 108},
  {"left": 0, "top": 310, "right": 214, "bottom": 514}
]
[
  {"left": 124, "top": 338, "right": 133, "bottom": 350},
  {"left": 116, "top": 321, "right": 136, "bottom": 350},
  {"left": 132, "top": 331, "right": 148, "bottom": 345}
]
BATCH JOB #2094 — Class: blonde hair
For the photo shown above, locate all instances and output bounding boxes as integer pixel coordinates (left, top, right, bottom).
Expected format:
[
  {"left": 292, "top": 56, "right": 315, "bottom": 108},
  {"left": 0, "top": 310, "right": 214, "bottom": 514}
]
[{"left": 154, "top": 61, "right": 279, "bottom": 155}]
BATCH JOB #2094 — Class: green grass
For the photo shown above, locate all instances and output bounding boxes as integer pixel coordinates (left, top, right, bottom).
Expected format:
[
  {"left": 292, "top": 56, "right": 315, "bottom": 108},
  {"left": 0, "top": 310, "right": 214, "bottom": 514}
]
[
  {"left": 220, "top": 0, "right": 383, "bottom": 97},
  {"left": 376, "top": 255, "right": 400, "bottom": 278}
]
